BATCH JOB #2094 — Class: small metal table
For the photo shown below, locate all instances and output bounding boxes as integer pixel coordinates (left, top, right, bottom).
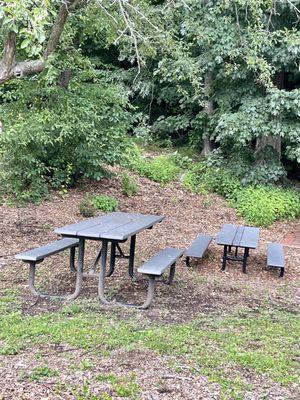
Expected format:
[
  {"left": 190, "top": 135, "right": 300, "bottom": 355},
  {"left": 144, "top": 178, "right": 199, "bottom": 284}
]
[
  {"left": 55, "top": 212, "right": 164, "bottom": 304},
  {"left": 216, "top": 224, "right": 260, "bottom": 273}
]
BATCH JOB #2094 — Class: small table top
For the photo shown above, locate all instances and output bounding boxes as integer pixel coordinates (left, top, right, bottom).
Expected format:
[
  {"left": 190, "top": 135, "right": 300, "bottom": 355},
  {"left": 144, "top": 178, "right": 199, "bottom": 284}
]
[
  {"left": 55, "top": 212, "right": 165, "bottom": 241},
  {"left": 216, "top": 224, "right": 260, "bottom": 249}
]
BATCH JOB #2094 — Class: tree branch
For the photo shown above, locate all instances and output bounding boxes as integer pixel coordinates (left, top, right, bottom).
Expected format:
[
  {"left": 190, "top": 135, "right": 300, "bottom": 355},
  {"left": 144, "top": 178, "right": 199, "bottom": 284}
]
[{"left": 0, "top": 0, "right": 81, "bottom": 84}]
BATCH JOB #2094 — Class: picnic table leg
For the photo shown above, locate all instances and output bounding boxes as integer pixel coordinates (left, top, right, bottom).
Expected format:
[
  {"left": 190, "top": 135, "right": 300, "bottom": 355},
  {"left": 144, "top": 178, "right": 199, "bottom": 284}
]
[
  {"left": 70, "top": 247, "right": 76, "bottom": 273},
  {"left": 28, "top": 238, "right": 84, "bottom": 300},
  {"left": 242, "top": 247, "right": 249, "bottom": 274},
  {"left": 166, "top": 262, "right": 176, "bottom": 285},
  {"left": 98, "top": 239, "right": 111, "bottom": 305},
  {"left": 107, "top": 242, "right": 116, "bottom": 277},
  {"left": 89, "top": 245, "right": 102, "bottom": 274},
  {"left": 222, "top": 245, "right": 228, "bottom": 270},
  {"left": 128, "top": 235, "right": 136, "bottom": 279}
]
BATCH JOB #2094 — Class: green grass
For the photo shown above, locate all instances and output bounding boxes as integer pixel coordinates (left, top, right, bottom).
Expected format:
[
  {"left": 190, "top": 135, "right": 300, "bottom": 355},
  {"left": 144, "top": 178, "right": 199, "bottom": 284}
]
[
  {"left": 21, "top": 365, "right": 59, "bottom": 382},
  {"left": 96, "top": 373, "right": 140, "bottom": 398},
  {"left": 0, "top": 296, "right": 299, "bottom": 399}
]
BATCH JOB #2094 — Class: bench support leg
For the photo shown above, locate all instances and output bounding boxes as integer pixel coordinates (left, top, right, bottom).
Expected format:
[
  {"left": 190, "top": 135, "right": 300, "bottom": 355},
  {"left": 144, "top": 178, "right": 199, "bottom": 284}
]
[
  {"left": 28, "top": 239, "right": 84, "bottom": 301},
  {"left": 280, "top": 267, "right": 284, "bottom": 277},
  {"left": 139, "top": 276, "right": 156, "bottom": 310},
  {"left": 69, "top": 247, "right": 77, "bottom": 273},
  {"left": 186, "top": 256, "right": 190, "bottom": 267}
]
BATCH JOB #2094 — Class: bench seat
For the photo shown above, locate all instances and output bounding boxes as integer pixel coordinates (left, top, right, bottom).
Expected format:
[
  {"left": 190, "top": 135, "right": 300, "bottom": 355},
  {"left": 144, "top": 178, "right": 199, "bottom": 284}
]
[
  {"left": 15, "top": 238, "right": 79, "bottom": 262},
  {"left": 138, "top": 248, "right": 183, "bottom": 276},
  {"left": 137, "top": 247, "right": 183, "bottom": 309},
  {"left": 185, "top": 234, "right": 212, "bottom": 267},
  {"left": 267, "top": 243, "right": 285, "bottom": 277},
  {"left": 15, "top": 238, "right": 81, "bottom": 300}
]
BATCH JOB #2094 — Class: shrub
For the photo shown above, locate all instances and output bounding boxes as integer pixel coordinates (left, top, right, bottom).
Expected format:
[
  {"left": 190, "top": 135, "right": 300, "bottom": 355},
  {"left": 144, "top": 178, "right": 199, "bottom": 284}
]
[
  {"left": 138, "top": 156, "right": 180, "bottom": 183},
  {"left": 79, "top": 197, "right": 96, "bottom": 218},
  {"left": 92, "top": 195, "right": 118, "bottom": 212},
  {"left": 202, "top": 168, "right": 242, "bottom": 199},
  {"left": 232, "top": 186, "right": 300, "bottom": 226},
  {"left": 124, "top": 147, "right": 180, "bottom": 184},
  {"left": 182, "top": 162, "right": 207, "bottom": 193},
  {"left": 0, "top": 78, "right": 132, "bottom": 203},
  {"left": 121, "top": 174, "right": 139, "bottom": 197},
  {"left": 183, "top": 163, "right": 242, "bottom": 198}
]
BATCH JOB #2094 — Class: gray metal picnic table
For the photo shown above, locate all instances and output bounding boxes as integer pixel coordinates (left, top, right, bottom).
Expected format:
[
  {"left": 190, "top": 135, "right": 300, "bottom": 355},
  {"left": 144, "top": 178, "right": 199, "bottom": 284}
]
[
  {"left": 216, "top": 224, "right": 260, "bottom": 273},
  {"left": 55, "top": 211, "right": 164, "bottom": 304}
]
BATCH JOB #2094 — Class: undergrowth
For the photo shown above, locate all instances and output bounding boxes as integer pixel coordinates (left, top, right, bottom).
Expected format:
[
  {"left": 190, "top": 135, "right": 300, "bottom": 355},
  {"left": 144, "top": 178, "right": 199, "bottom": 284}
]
[{"left": 182, "top": 162, "right": 300, "bottom": 226}]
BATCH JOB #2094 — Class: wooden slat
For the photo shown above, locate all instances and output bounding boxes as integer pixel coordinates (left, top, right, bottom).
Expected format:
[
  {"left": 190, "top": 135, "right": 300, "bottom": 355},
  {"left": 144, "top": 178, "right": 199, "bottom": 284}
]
[
  {"left": 240, "top": 227, "right": 260, "bottom": 249},
  {"left": 216, "top": 224, "right": 238, "bottom": 246},
  {"left": 77, "top": 219, "right": 133, "bottom": 239},
  {"left": 185, "top": 235, "right": 212, "bottom": 258},
  {"left": 232, "top": 226, "right": 245, "bottom": 247},
  {"left": 54, "top": 214, "right": 117, "bottom": 236},
  {"left": 15, "top": 238, "right": 79, "bottom": 262},
  {"left": 267, "top": 243, "right": 285, "bottom": 267},
  {"left": 55, "top": 212, "right": 164, "bottom": 240},
  {"left": 138, "top": 248, "right": 183, "bottom": 276},
  {"left": 101, "top": 214, "right": 164, "bottom": 240}
]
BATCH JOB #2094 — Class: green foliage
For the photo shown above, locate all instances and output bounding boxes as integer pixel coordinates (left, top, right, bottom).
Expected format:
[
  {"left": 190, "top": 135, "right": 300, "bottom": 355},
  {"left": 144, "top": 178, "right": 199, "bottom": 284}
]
[
  {"left": 183, "top": 163, "right": 242, "bottom": 198},
  {"left": 79, "top": 194, "right": 118, "bottom": 216},
  {"left": 183, "top": 161, "right": 300, "bottom": 226},
  {"left": 232, "top": 186, "right": 300, "bottom": 226},
  {"left": 92, "top": 195, "right": 118, "bottom": 212},
  {"left": 121, "top": 174, "right": 139, "bottom": 197},
  {"left": 0, "top": 296, "right": 299, "bottom": 398},
  {"left": 0, "top": 76, "right": 133, "bottom": 203},
  {"left": 96, "top": 373, "right": 140, "bottom": 398},
  {"left": 26, "top": 366, "right": 59, "bottom": 382},
  {"left": 79, "top": 197, "right": 96, "bottom": 218},
  {"left": 125, "top": 147, "right": 181, "bottom": 183}
]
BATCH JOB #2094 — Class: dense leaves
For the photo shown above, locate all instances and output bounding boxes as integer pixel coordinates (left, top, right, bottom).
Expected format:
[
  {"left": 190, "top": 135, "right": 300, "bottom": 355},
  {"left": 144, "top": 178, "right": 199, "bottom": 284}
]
[{"left": 0, "top": 76, "right": 133, "bottom": 202}]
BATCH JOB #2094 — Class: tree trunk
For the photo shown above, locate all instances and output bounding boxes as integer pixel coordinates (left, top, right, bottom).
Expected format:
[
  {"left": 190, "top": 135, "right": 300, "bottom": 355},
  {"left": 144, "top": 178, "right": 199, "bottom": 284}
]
[
  {"left": 255, "top": 135, "right": 281, "bottom": 159},
  {"left": 201, "top": 71, "right": 214, "bottom": 157}
]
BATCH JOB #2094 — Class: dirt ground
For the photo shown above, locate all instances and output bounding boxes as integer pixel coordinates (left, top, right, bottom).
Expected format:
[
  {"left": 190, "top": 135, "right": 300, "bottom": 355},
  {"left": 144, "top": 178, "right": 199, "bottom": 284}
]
[{"left": 0, "top": 168, "right": 299, "bottom": 399}]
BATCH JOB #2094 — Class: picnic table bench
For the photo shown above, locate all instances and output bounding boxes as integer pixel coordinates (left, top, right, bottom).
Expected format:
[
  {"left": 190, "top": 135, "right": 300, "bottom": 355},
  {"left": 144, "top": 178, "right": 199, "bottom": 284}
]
[
  {"left": 15, "top": 238, "right": 80, "bottom": 300},
  {"left": 267, "top": 243, "right": 285, "bottom": 277},
  {"left": 185, "top": 234, "right": 212, "bottom": 267},
  {"left": 137, "top": 247, "right": 184, "bottom": 309}
]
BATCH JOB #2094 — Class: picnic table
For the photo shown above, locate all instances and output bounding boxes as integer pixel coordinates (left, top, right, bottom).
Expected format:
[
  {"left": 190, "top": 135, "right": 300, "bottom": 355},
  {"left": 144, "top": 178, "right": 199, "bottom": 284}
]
[
  {"left": 55, "top": 211, "right": 164, "bottom": 304},
  {"left": 216, "top": 224, "right": 260, "bottom": 273}
]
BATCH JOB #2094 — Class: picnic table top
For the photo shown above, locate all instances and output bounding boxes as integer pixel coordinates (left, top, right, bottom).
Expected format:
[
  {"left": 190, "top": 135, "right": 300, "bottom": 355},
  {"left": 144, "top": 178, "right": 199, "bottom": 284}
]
[
  {"left": 55, "top": 212, "right": 165, "bottom": 241},
  {"left": 216, "top": 224, "right": 260, "bottom": 249}
]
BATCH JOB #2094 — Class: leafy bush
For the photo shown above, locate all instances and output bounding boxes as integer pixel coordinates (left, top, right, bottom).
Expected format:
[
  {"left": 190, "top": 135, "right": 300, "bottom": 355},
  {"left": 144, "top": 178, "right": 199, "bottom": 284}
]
[
  {"left": 92, "top": 195, "right": 118, "bottom": 212},
  {"left": 79, "top": 194, "right": 118, "bottom": 216},
  {"left": 0, "top": 77, "right": 133, "bottom": 203},
  {"left": 182, "top": 162, "right": 207, "bottom": 193},
  {"left": 121, "top": 174, "right": 139, "bottom": 197},
  {"left": 232, "top": 186, "right": 300, "bottom": 226},
  {"left": 183, "top": 163, "right": 242, "bottom": 198},
  {"left": 123, "top": 147, "right": 180, "bottom": 184},
  {"left": 79, "top": 197, "right": 96, "bottom": 218}
]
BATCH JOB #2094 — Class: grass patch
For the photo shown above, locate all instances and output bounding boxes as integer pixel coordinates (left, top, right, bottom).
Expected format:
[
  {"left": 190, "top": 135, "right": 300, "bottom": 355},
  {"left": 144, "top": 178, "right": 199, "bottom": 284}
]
[
  {"left": 0, "top": 296, "right": 299, "bottom": 398},
  {"left": 96, "top": 373, "right": 140, "bottom": 397},
  {"left": 21, "top": 365, "right": 59, "bottom": 382}
]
